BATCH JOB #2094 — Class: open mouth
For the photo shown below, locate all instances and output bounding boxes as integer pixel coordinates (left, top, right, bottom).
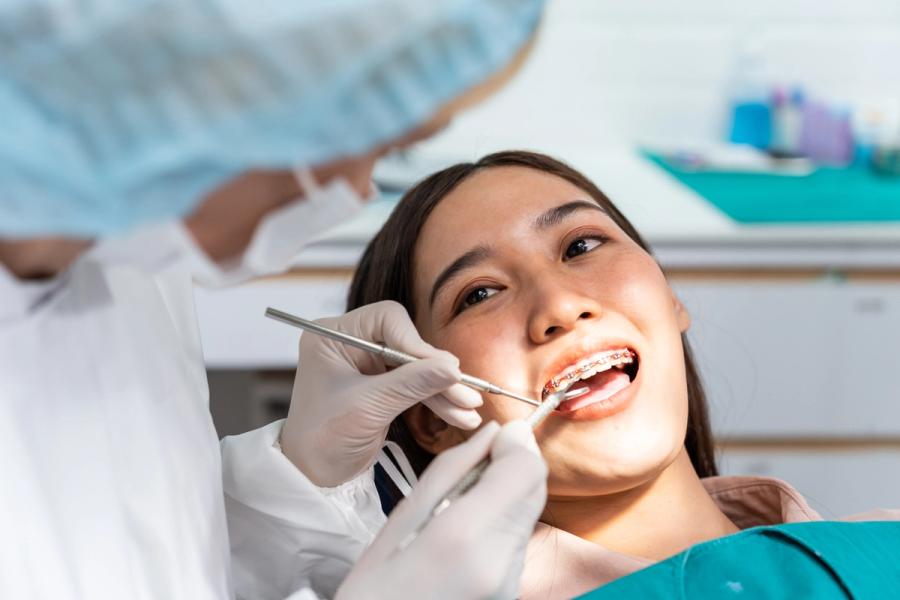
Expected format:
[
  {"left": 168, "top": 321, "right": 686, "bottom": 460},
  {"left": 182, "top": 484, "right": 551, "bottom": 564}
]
[{"left": 542, "top": 348, "right": 640, "bottom": 412}]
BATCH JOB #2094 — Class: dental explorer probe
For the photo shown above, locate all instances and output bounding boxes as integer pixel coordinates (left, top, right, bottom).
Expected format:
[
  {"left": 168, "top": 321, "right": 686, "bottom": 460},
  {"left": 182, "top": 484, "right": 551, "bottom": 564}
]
[
  {"left": 265, "top": 307, "right": 542, "bottom": 407},
  {"left": 393, "top": 385, "right": 589, "bottom": 554}
]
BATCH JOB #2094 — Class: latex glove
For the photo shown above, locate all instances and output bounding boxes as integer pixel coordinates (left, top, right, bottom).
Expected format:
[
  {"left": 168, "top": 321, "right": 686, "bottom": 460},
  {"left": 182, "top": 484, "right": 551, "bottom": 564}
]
[
  {"left": 281, "top": 300, "right": 483, "bottom": 487},
  {"left": 336, "top": 420, "right": 548, "bottom": 600}
]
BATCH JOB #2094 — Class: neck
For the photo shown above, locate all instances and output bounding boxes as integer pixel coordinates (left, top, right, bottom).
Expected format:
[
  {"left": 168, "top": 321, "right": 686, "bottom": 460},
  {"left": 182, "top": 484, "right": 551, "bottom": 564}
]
[
  {"left": 0, "top": 238, "right": 91, "bottom": 280},
  {"left": 543, "top": 449, "right": 738, "bottom": 561}
]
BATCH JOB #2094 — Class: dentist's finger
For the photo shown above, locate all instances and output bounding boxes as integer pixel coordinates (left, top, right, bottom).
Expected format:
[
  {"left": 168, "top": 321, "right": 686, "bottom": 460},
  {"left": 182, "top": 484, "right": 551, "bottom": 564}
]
[
  {"left": 422, "top": 395, "right": 483, "bottom": 430},
  {"left": 368, "top": 357, "right": 462, "bottom": 414},
  {"left": 435, "top": 382, "right": 483, "bottom": 409},
  {"left": 363, "top": 357, "right": 482, "bottom": 429},
  {"left": 491, "top": 420, "right": 541, "bottom": 457}
]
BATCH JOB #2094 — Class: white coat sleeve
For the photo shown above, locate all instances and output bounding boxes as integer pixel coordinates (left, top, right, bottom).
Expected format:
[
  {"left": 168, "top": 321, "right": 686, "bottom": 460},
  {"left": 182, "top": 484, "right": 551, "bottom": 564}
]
[{"left": 221, "top": 419, "right": 387, "bottom": 600}]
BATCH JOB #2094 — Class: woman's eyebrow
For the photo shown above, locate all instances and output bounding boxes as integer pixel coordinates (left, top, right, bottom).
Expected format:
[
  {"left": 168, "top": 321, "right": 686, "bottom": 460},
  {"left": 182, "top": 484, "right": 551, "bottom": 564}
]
[
  {"left": 429, "top": 245, "right": 493, "bottom": 307},
  {"left": 532, "top": 199, "right": 605, "bottom": 230}
]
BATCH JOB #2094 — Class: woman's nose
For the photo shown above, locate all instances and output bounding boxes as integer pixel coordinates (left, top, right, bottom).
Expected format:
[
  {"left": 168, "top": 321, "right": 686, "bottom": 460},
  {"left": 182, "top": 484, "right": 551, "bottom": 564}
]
[{"left": 527, "top": 280, "right": 603, "bottom": 344}]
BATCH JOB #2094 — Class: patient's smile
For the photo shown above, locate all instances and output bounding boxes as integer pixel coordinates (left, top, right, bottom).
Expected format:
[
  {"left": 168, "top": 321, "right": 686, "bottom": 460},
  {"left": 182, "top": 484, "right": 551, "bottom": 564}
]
[
  {"left": 542, "top": 348, "right": 637, "bottom": 400},
  {"left": 540, "top": 348, "right": 640, "bottom": 420}
]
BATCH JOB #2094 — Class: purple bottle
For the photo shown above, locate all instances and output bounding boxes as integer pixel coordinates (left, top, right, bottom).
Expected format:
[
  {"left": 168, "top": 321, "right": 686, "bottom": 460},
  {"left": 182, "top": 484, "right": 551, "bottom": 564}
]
[
  {"left": 830, "top": 109, "right": 855, "bottom": 166},
  {"left": 803, "top": 105, "right": 854, "bottom": 166},
  {"left": 799, "top": 99, "right": 826, "bottom": 161}
]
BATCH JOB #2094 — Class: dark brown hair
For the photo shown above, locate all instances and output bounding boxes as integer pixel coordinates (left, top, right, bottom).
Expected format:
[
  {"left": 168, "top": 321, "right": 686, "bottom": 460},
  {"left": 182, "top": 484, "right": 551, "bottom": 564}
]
[{"left": 348, "top": 151, "right": 717, "bottom": 497}]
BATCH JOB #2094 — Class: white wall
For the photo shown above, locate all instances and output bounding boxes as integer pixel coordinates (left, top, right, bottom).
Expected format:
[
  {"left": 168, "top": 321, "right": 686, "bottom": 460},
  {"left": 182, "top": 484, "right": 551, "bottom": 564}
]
[{"left": 419, "top": 0, "right": 900, "bottom": 158}]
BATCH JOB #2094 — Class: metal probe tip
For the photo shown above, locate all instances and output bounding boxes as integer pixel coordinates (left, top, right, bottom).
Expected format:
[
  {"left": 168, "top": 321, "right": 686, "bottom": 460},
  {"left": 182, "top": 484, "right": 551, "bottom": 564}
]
[{"left": 564, "top": 387, "right": 590, "bottom": 400}]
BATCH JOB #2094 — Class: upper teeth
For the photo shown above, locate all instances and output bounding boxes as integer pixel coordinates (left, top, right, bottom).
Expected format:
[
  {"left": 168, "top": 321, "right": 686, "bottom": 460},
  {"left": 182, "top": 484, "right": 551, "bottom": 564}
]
[{"left": 543, "top": 348, "right": 634, "bottom": 398}]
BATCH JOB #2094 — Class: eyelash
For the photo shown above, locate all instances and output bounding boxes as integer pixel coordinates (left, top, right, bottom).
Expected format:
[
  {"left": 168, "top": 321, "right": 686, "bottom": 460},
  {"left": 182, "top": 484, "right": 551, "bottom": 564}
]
[
  {"left": 562, "top": 231, "right": 609, "bottom": 261},
  {"left": 456, "top": 284, "right": 499, "bottom": 313},
  {"left": 451, "top": 230, "right": 610, "bottom": 315}
]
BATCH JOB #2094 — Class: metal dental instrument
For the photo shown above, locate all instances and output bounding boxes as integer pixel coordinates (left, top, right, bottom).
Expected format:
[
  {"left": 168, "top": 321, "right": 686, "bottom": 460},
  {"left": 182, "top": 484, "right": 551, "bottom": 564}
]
[
  {"left": 265, "top": 306, "right": 542, "bottom": 407},
  {"left": 393, "top": 384, "right": 588, "bottom": 554}
]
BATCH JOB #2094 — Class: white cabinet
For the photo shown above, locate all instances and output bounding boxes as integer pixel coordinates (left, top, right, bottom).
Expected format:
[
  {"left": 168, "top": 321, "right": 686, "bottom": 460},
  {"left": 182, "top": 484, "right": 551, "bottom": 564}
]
[
  {"left": 195, "top": 276, "right": 351, "bottom": 369},
  {"left": 718, "top": 447, "right": 900, "bottom": 518},
  {"left": 675, "top": 279, "right": 900, "bottom": 437}
]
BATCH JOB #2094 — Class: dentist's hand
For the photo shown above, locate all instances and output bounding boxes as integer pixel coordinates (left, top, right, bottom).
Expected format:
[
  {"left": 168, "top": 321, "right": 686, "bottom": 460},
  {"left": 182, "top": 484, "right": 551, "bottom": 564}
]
[
  {"left": 281, "top": 301, "right": 483, "bottom": 487},
  {"left": 336, "top": 421, "right": 548, "bottom": 600}
]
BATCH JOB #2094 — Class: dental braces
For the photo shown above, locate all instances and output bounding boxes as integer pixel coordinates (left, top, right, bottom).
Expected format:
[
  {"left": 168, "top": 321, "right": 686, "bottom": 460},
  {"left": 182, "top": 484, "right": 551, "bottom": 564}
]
[{"left": 543, "top": 349, "right": 635, "bottom": 398}]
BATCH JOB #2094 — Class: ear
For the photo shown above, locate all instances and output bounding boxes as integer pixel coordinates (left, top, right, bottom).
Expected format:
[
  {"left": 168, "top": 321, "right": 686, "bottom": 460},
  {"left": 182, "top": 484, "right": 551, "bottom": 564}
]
[
  {"left": 672, "top": 292, "right": 691, "bottom": 333},
  {"left": 403, "top": 404, "right": 468, "bottom": 455}
]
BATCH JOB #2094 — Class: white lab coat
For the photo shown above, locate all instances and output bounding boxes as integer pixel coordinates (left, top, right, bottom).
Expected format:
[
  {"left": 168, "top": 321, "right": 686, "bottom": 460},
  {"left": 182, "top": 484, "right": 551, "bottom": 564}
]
[{"left": 0, "top": 196, "right": 378, "bottom": 598}]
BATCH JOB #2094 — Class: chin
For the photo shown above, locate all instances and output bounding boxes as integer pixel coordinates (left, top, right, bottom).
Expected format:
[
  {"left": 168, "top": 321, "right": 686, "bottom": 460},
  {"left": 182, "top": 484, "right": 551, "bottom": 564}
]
[{"left": 545, "top": 429, "right": 685, "bottom": 497}]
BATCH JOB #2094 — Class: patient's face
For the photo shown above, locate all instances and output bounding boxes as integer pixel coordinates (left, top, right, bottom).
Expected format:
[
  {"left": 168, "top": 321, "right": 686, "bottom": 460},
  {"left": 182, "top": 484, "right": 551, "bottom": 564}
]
[{"left": 412, "top": 166, "right": 691, "bottom": 496}]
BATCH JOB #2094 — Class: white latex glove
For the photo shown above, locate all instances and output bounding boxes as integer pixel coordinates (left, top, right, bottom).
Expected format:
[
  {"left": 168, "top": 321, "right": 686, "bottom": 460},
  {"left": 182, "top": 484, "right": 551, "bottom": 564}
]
[
  {"left": 281, "top": 300, "right": 483, "bottom": 487},
  {"left": 336, "top": 420, "right": 548, "bottom": 600}
]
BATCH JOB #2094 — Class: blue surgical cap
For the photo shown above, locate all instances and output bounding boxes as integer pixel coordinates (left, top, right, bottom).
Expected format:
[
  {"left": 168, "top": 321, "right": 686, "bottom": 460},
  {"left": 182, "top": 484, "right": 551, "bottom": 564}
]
[{"left": 0, "top": 0, "right": 543, "bottom": 237}]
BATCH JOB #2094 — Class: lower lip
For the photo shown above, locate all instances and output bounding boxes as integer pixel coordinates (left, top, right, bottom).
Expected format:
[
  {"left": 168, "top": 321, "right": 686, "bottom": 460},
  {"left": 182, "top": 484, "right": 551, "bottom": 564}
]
[{"left": 551, "top": 368, "right": 640, "bottom": 422}]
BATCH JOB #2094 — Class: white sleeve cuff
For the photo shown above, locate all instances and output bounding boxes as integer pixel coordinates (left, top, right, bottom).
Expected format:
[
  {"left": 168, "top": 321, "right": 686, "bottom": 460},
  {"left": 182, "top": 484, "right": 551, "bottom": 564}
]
[
  {"left": 270, "top": 423, "right": 386, "bottom": 542},
  {"left": 221, "top": 420, "right": 386, "bottom": 600}
]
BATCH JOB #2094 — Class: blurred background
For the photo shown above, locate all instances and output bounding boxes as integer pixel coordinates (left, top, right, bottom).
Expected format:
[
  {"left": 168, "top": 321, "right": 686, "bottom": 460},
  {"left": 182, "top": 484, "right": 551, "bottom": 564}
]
[{"left": 202, "top": 0, "right": 900, "bottom": 517}]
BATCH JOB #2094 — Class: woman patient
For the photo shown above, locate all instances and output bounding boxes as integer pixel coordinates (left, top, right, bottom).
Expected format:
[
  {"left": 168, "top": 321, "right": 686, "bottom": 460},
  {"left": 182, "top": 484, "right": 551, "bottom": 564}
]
[{"left": 346, "top": 151, "right": 897, "bottom": 598}]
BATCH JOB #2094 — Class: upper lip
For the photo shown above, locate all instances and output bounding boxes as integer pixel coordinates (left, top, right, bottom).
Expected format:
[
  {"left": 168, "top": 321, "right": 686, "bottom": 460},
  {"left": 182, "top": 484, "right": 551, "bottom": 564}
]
[{"left": 539, "top": 339, "right": 639, "bottom": 398}]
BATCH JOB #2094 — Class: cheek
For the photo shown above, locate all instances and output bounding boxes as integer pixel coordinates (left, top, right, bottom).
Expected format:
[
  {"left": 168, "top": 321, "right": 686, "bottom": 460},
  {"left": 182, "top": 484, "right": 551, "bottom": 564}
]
[
  {"left": 427, "top": 316, "right": 535, "bottom": 422},
  {"left": 477, "top": 397, "right": 534, "bottom": 426},
  {"left": 601, "top": 253, "right": 679, "bottom": 332},
  {"left": 606, "top": 256, "right": 688, "bottom": 425}
]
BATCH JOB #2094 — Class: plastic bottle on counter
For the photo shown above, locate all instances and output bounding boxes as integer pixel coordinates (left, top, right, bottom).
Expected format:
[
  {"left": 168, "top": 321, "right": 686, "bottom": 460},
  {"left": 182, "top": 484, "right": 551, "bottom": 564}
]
[
  {"left": 829, "top": 108, "right": 855, "bottom": 166},
  {"left": 726, "top": 39, "right": 772, "bottom": 149},
  {"left": 799, "top": 98, "right": 830, "bottom": 163},
  {"left": 770, "top": 86, "right": 805, "bottom": 157},
  {"left": 801, "top": 103, "right": 855, "bottom": 166},
  {"left": 870, "top": 100, "right": 900, "bottom": 175},
  {"left": 853, "top": 106, "right": 883, "bottom": 167}
]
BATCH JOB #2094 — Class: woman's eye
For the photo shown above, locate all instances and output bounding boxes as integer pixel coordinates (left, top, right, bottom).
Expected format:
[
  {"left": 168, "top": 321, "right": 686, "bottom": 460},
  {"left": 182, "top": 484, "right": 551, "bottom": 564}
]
[
  {"left": 464, "top": 286, "right": 494, "bottom": 306},
  {"left": 458, "top": 286, "right": 497, "bottom": 311},
  {"left": 564, "top": 237, "right": 603, "bottom": 260}
]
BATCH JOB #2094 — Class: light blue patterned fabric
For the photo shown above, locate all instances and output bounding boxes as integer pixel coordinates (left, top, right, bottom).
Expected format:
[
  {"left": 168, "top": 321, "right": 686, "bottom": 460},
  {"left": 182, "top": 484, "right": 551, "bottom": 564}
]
[{"left": 0, "top": 0, "right": 542, "bottom": 237}]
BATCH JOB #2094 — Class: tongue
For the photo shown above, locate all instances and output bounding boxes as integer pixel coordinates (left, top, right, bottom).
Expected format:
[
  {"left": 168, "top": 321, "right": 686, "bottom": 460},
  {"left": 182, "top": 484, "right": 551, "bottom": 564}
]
[{"left": 582, "top": 368, "right": 631, "bottom": 401}]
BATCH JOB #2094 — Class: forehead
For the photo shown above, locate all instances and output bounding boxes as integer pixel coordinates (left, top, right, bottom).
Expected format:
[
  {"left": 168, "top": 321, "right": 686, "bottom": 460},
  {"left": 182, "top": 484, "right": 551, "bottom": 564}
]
[
  {"left": 432, "top": 166, "right": 587, "bottom": 225},
  {"left": 413, "top": 167, "right": 592, "bottom": 299},
  {"left": 423, "top": 165, "right": 591, "bottom": 240}
]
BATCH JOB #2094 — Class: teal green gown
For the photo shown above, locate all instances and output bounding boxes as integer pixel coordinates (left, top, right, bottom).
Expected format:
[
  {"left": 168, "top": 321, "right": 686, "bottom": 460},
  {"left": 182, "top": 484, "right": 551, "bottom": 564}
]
[{"left": 578, "top": 521, "right": 900, "bottom": 599}]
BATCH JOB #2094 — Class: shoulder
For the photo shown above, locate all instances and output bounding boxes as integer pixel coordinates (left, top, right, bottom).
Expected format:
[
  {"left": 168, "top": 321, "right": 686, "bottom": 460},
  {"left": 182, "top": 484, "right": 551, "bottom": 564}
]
[
  {"left": 701, "top": 475, "right": 822, "bottom": 527},
  {"left": 840, "top": 509, "right": 900, "bottom": 522}
]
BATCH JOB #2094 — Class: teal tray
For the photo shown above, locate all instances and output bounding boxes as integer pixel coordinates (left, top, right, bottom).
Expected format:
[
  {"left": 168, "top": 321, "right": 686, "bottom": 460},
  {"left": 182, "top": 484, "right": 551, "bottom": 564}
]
[{"left": 644, "top": 152, "right": 900, "bottom": 224}]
